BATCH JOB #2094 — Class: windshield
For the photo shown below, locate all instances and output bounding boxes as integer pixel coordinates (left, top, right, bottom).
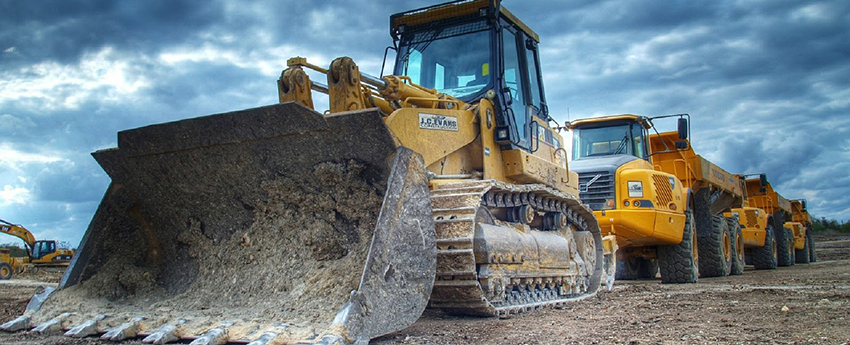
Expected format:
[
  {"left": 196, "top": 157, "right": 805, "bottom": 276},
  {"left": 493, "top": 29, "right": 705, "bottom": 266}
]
[
  {"left": 395, "top": 20, "right": 491, "bottom": 100},
  {"left": 572, "top": 123, "right": 644, "bottom": 160}
]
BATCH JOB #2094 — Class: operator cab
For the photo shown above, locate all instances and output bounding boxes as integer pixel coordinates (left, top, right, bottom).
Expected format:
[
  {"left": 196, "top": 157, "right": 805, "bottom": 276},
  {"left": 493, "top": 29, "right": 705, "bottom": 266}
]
[
  {"left": 570, "top": 115, "right": 650, "bottom": 161},
  {"left": 31, "top": 240, "right": 56, "bottom": 260},
  {"left": 391, "top": 0, "right": 548, "bottom": 152}
]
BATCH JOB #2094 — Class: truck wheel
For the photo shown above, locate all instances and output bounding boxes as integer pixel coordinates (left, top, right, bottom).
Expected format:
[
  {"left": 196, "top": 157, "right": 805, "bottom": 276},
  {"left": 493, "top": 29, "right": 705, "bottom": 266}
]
[
  {"left": 658, "top": 209, "right": 698, "bottom": 284},
  {"left": 774, "top": 213, "right": 793, "bottom": 267},
  {"left": 615, "top": 257, "right": 658, "bottom": 280},
  {"left": 698, "top": 215, "right": 732, "bottom": 277},
  {"left": 726, "top": 217, "right": 745, "bottom": 275},
  {"left": 795, "top": 232, "right": 811, "bottom": 264},
  {"left": 775, "top": 225, "right": 793, "bottom": 267},
  {"left": 0, "top": 263, "right": 12, "bottom": 280},
  {"left": 615, "top": 258, "right": 635, "bottom": 280},
  {"left": 751, "top": 224, "right": 778, "bottom": 270},
  {"left": 643, "top": 259, "right": 659, "bottom": 279},
  {"left": 786, "top": 228, "right": 796, "bottom": 265},
  {"left": 807, "top": 229, "right": 817, "bottom": 262}
]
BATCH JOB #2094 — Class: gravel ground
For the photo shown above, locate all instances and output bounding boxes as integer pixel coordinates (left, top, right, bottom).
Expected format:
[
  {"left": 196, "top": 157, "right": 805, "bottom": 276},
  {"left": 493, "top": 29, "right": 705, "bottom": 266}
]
[{"left": 2, "top": 233, "right": 848, "bottom": 345}]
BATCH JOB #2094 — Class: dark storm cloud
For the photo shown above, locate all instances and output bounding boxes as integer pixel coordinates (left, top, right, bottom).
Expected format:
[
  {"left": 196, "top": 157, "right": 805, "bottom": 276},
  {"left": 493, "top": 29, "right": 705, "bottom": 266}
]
[
  {"left": 509, "top": 0, "right": 850, "bottom": 219},
  {"left": 0, "top": 0, "right": 225, "bottom": 65},
  {"left": 1, "top": 0, "right": 849, "bottom": 245}
]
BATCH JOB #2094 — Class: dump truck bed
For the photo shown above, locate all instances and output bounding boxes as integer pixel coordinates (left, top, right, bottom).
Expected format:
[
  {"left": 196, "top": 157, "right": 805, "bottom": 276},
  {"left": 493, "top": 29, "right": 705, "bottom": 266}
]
[{"left": 649, "top": 131, "right": 743, "bottom": 213}]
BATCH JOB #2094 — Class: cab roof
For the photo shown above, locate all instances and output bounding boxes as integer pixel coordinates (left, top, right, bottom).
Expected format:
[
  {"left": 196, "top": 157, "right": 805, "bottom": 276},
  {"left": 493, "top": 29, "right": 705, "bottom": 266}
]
[
  {"left": 390, "top": 0, "right": 539, "bottom": 42},
  {"left": 567, "top": 114, "right": 652, "bottom": 130}
]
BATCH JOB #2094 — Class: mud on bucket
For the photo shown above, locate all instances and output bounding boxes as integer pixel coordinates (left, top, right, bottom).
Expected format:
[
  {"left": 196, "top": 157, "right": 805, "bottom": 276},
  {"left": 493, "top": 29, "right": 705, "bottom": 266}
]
[{"left": 12, "top": 103, "right": 436, "bottom": 344}]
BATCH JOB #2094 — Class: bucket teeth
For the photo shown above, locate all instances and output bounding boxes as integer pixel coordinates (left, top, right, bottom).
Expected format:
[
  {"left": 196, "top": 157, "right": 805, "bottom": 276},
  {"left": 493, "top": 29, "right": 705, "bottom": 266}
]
[
  {"left": 101, "top": 316, "right": 145, "bottom": 341},
  {"left": 32, "top": 312, "right": 72, "bottom": 335},
  {"left": 142, "top": 319, "right": 186, "bottom": 344},
  {"left": 245, "top": 325, "right": 289, "bottom": 345},
  {"left": 245, "top": 331, "right": 278, "bottom": 345},
  {"left": 64, "top": 315, "right": 106, "bottom": 338},
  {"left": 189, "top": 322, "right": 233, "bottom": 345},
  {"left": 0, "top": 315, "right": 31, "bottom": 332}
]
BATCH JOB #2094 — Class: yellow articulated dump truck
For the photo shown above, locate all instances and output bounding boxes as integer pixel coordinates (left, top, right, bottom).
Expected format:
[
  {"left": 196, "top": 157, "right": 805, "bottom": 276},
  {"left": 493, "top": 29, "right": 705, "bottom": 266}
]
[
  {"left": 568, "top": 114, "right": 697, "bottom": 284},
  {"left": 726, "top": 174, "right": 778, "bottom": 270},
  {"left": 648, "top": 128, "right": 745, "bottom": 277},
  {"left": 2, "top": 1, "right": 606, "bottom": 344},
  {"left": 742, "top": 176, "right": 796, "bottom": 267},
  {"left": 787, "top": 199, "right": 816, "bottom": 263}
]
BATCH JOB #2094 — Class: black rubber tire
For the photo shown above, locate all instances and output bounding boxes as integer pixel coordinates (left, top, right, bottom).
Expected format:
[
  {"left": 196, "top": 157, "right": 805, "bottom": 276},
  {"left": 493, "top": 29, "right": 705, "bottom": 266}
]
[
  {"left": 697, "top": 214, "right": 733, "bottom": 277},
  {"left": 0, "top": 262, "right": 12, "bottom": 280},
  {"left": 774, "top": 213, "right": 793, "bottom": 267},
  {"left": 775, "top": 228, "right": 793, "bottom": 267},
  {"left": 658, "top": 209, "right": 698, "bottom": 284},
  {"left": 807, "top": 228, "right": 817, "bottom": 262},
  {"left": 795, "top": 232, "right": 811, "bottom": 264},
  {"left": 750, "top": 224, "right": 778, "bottom": 270},
  {"left": 615, "top": 257, "right": 658, "bottom": 280},
  {"left": 727, "top": 217, "right": 745, "bottom": 275},
  {"left": 786, "top": 228, "right": 796, "bottom": 266}
]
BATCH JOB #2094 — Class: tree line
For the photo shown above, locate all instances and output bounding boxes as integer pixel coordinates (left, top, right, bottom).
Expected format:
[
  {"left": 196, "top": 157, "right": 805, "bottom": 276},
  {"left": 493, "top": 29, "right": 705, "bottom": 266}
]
[{"left": 811, "top": 217, "right": 850, "bottom": 233}]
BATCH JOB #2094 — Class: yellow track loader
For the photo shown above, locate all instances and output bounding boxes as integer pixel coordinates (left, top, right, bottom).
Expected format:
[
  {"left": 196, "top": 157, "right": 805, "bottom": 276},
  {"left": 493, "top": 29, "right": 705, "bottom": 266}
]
[{"left": 2, "top": 1, "right": 605, "bottom": 344}]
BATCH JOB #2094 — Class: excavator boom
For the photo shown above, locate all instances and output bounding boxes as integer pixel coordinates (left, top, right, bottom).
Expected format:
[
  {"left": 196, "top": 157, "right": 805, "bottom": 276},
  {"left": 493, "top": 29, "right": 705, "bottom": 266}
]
[{"left": 0, "top": 219, "right": 37, "bottom": 248}]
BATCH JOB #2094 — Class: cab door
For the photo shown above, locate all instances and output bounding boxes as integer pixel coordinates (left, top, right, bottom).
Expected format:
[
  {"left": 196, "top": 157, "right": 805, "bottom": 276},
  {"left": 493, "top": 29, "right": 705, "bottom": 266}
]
[{"left": 500, "top": 23, "right": 547, "bottom": 152}]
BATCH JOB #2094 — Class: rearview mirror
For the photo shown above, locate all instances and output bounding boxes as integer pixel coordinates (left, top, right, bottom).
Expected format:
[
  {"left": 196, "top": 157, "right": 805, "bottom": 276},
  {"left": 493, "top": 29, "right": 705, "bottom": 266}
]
[
  {"left": 677, "top": 117, "right": 688, "bottom": 139},
  {"left": 759, "top": 174, "right": 768, "bottom": 186},
  {"left": 675, "top": 140, "right": 688, "bottom": 149}
]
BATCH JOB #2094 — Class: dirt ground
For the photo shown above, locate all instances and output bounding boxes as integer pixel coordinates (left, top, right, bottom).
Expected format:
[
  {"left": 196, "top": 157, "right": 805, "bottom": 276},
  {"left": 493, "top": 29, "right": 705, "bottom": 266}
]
[{"left": 2, "top": 233, "right": 848, "bottom": 345}]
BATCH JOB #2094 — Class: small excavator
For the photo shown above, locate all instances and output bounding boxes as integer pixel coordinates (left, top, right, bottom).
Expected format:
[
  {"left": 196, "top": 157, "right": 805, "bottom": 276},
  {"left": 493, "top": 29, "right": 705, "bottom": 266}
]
[{"left": 0, "top": 218, "right": 74, "bottom": 279}]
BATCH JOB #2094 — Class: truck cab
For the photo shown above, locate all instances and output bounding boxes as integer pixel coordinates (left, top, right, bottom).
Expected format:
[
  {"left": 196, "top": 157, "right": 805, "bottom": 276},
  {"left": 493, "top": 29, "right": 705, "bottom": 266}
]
[
  {"left": 568, "top": 115, "right": 695, "bottom": 283},
  {"left": 569, "top": 115, "right": 687, "bottom": 245}
]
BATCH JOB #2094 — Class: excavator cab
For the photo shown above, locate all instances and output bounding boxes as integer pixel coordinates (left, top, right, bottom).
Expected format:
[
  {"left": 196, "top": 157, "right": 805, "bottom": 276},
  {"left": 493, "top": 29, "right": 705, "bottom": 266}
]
[
  {"left": 30, "top": 240, "right": 56, "bottom": 260},
  {"left": 391, "top": 0, "right": 548, "bottom": 152}
]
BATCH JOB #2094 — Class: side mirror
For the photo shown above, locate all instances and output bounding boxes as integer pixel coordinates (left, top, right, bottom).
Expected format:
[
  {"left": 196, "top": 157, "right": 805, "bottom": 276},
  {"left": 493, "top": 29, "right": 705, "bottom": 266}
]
[
  {"left": 759, "top": 174, "right": 768, "bottom": 187},
  {"left": 801, "top": 200, "right": 807, "bottom": 211},
  {"left": 675, "top": 140, "right": 688, "bottom": 149},
  {"left": 677, "top": 117, "right": 688, "bottom": 139}
]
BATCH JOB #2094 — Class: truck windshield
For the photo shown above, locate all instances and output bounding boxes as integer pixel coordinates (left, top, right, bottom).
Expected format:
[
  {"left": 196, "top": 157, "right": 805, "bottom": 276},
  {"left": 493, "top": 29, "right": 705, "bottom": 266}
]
[
  {"left": 395, "top": 20, "right": 492, "bottom": 101},
  {"left": 572, "top": 124, "right": 641, "bottom": 160}
]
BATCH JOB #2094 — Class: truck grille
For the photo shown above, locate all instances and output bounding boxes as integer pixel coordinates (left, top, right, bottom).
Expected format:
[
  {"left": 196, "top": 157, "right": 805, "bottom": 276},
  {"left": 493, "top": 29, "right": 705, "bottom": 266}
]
[
  {"left": 745, "top": 210, "right": 758, "bottom": 228},
  {"left": 652, "top": 174, "right": 673, "bottom": 207},
  {"left": 578, "top": 171, "right": 615, "bottom": 210}
]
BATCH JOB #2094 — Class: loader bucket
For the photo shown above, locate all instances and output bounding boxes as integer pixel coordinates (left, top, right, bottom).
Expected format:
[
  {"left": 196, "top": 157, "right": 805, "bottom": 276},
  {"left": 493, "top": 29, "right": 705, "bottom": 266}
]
[{"left": 16, "top": 103, "right": 437, "bottom": 344}]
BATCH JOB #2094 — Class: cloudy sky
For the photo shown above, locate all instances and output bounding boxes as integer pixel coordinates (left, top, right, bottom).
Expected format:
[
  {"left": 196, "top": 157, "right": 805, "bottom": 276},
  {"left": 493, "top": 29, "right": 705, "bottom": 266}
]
[{"left": 1, "top": 0, "right": 848, "bottom": 246}]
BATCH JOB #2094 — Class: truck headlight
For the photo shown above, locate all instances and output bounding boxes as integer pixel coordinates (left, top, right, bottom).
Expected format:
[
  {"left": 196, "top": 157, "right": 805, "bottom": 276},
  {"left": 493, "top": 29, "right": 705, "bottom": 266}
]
[{"left": 627, "top": 181, "right": 643, "bottom": 198}]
